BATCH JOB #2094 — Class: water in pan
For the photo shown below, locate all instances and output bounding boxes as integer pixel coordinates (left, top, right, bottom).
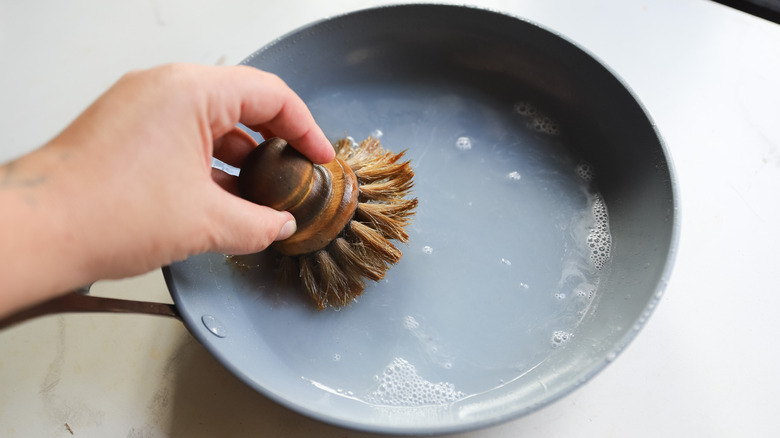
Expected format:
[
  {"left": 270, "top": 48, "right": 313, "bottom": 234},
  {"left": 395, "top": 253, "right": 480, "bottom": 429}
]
[{"left": 229, "top": 82, "right": 612, "bottom": 408}]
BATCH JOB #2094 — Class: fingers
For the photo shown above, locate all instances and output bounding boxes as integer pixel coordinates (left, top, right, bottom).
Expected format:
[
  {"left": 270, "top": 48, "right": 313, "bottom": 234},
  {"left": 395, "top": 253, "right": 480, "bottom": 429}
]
[
  {"left": 212, "top": 126, "right": 257, "bottom": 167},
  {"left": 211, "top": 167, "right": 239, "bottom": 196},
  {"left": 206, "top": 188, "right": 297, "bottom": 255},
  {"left": 206, "top": 65, "right": 335, "bottom": 164}
]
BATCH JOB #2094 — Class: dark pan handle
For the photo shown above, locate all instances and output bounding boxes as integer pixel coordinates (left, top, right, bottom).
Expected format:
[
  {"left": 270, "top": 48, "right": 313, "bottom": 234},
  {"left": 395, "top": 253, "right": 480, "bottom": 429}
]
[{"left": 0, "top": 285, "right": 181, "bottom": 330}]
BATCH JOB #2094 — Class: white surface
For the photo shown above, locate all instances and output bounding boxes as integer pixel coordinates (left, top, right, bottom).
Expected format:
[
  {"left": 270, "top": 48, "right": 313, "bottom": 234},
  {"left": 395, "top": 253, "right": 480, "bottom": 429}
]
[{"left": 1, "top": 0, "right": 778, "bottom": 436}]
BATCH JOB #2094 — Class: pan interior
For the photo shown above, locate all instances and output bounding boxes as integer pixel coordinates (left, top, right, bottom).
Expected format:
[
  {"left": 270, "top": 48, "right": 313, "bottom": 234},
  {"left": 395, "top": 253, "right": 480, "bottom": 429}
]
[{"left": 166, "top": 4, "right": 675, "bottom": 434}]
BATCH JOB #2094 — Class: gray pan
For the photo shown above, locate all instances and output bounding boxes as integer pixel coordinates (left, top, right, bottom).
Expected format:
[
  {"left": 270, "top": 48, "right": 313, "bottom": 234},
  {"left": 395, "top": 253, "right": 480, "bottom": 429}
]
[
  {"left": 165, "top": 5, "right": 678, "bottom": 433},
  {"left": 6, "top": 4, "right": 679, "bottom": 435}
]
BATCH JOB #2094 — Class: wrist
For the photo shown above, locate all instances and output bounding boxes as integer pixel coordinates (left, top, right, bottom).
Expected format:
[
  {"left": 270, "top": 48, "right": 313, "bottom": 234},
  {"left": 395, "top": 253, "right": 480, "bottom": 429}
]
[{"left": 0, "top": 143, "right": 98, "bottom": 315}]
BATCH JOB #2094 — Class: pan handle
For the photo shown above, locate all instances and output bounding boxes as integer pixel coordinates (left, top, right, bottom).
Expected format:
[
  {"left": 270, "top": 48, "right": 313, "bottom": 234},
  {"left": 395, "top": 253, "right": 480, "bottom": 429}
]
[{"left": 0, "top": 285, "right": 181, "bottom": 330}]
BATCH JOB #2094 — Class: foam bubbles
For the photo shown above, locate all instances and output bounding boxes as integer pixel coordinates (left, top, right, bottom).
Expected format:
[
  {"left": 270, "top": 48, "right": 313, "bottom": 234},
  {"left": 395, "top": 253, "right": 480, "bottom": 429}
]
[
  {"left": 513, "top": 101, "right": 537, "bottom": 116},
  {"left": 513, "top": 101, "right": 560, "bottom": 135},
  {"left": 371, "top": 128, "right": 384, "bottom": 139},
  {"left": 507, "top": 171, "right": 522, "bottom": 181},
  {"left": 367, "top": 358, "right": 465, "bottom": 407},
  {"left": 403, "top": 315, "right": 420, "bottom": 330},
  {"left": 576, "top": 161, "right": 594, "bottom": 182},
  {"left": 587, "top": 194, "right": 612, "bottom": 270},
  {"left": 455, "top": 136, "right": 472, "bottom": 151},
  {"left": 551, "top": 330, "right": 572, "bottom": 348},
  {"left": 422, "top": 245, "right": 434, "bottom": 255},
  {"left": 531, "top": 116, "right": 560, "bottom": 135}
]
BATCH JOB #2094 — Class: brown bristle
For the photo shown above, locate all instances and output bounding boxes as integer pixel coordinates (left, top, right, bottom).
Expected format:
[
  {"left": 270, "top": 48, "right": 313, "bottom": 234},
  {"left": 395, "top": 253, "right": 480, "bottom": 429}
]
[
  {"left": 355, "top": 201, "right": 416, "bottom": 243},
  {"left": 278, "top": 255, "right": 299, "bottom": 285},
  {"left": 313, "top": 249, "right": 352, "bottom": 308},
  {"left": 344, "top": 226, "right": 393, "bottom": 279},
  {"left": 349, "top": 220, "right": 402, "bottom": 265},
  {"left": 354, "top": 155, "right": 409, "bottom": 182},
  {"left": 328, "top": 237, "right": 371, "bottom": 293},
  {"left": 298, "top": 254, "right": 324, "bottom": 309},
  {"left": 330, "top": 236, "right": 383, "bottom": 282},
  {"left": 358, "top": 167, "right": 415, "bottom": 201},
  {"left": 279, "top": 137, "right": 417, "bottom": 309}
]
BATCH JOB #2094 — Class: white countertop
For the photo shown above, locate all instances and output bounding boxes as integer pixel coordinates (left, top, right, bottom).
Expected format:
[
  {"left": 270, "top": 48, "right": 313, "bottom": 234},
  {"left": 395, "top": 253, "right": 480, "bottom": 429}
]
[{"left": 1, "top": 0, "right": 778, "bottom": 436}]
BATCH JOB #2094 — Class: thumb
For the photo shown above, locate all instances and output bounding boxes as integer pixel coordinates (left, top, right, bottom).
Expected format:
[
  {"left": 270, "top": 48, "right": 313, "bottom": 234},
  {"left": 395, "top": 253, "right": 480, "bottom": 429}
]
[{"left": 206, "top": 191, "right": 297, "bottom": 255}]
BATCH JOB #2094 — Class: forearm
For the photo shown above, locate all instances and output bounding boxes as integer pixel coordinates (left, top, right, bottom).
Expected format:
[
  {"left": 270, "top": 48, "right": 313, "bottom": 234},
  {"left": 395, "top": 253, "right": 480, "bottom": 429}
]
[
  {"left": 0, "top": 143, "right": 97, "bottom": 317},
  {"left": 0, "top": 63, "right": 334, "bottom": 318}
]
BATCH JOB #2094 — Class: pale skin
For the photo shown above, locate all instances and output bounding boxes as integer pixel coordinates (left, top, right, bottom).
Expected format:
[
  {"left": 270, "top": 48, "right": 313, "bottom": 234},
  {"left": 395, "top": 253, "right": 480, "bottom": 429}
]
[{"left": 0, "top": 63, "right": 335, "bottom": 319}]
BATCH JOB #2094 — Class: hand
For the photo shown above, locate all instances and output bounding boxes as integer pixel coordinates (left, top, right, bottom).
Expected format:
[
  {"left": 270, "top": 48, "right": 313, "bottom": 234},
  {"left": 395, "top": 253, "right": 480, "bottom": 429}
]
[{"left": 0, "top": 63, "right": 335, "bottom": 316}]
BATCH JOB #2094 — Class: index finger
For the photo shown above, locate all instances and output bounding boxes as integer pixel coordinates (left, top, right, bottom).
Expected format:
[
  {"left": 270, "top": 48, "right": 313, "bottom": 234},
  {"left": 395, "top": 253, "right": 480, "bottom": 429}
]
[{"left": 204, "top": 65, "right": 335, "bottom": 164}]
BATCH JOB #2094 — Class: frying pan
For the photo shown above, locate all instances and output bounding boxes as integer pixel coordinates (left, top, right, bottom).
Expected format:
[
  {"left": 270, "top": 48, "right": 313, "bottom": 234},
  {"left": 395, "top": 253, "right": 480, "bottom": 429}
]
[{"left": 2, "top": 4, "right": 678, "bottom": 435}]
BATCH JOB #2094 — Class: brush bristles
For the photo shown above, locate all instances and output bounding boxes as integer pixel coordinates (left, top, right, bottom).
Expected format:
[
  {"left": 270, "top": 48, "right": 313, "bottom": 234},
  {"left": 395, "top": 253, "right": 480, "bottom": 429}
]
[
  {"left": 278, "top": 254, "right": 299, "bottom": 285},
  {"left": 298, "top": 250, "right": 357, "bottom": 309},
  {"left": 330, "top": 236, "right": 384, "bottom": 282},
  {"left": 281, "top": 137, "right": 417, "bottom": 310},
  {"left": 348, "top": 220, "right": 402, "bottom": 265}
]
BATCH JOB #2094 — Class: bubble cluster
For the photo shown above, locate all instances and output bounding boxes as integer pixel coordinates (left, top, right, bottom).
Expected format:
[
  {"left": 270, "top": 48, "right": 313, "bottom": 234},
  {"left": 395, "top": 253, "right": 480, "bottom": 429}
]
[
  {"left": 576, "top": 161, "right": 594, "bottom": 181},
  {"left": 575, "top": 288, "right": 597, "bottom": 301},
  {"left": 371, "top": 128, "right": 384, "bottom": 139},
  {"left": 513, "top": 101, "right": 537, "bottom": 116},
  {"left": 224, "top": 254, "right": 259, "bottom": 273},
  {"left": 531, "top": 116, "right": 560, "bottom": 135},
  {"left": 500, "top": 258, "right": 512, "bottom": 266},
  {"left": 551, "top": 330, "right": 572, "bottom": 348},
  {"left": 422, "top": 245, "right": 434, "bottom": 255},
  {"left": 368, "top": 358, "right": 465, "bottom": 407},
  {"left": 554, "top": 292, "right": 566, "bottom": 300},
  {"left": 513, "top": 101, "right": 560, "bottom": 135},
  {"left": 455, "top": 136, "right": 472, "bottom": 151},
  {"left": 507, "top": 171, "right": 522, "bottom": 181},
  {"left": 346, "top": 135, "right": 359, "bottom": 149},
  {"left": 587, "top": 195, "right": 612, "bottom": 270},
  {"left": 403, "top": 315, "right": 420, "bottom": 330}
]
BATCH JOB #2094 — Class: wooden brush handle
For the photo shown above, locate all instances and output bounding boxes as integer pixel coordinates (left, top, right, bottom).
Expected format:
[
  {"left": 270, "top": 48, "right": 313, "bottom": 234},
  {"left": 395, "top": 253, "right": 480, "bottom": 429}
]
[{"left": 237, "top": 137, "right": 359, "bottom": 256}]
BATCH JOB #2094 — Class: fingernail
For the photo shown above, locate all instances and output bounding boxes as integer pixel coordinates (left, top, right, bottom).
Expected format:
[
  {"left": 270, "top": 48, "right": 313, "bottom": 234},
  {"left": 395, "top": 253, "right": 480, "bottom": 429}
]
[{"left": 275, "top": 219, "right": 297, "bottom": 241}]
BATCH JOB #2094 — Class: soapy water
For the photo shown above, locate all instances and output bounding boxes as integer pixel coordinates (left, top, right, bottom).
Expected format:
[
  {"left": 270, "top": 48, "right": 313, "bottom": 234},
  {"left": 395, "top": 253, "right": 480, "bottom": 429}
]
[
  {"left": 238, "top": 86, "right": 615, "bottom": 409},
  {"left": 573, "top": 160, "right": 612, "bottom": 270},
  {"left": 551, "top": 331, "right": 572, "bottom": 348},
  {"left": 346, "top": 135, "right": 359, "bottom": 149},
  {"left": 367, "top": 357, "right": 465, "bottom": 406},
  {"left": 576, "top": 161, "right": 595, "bottom": 182},
  {"left": 507, "top": 171, "right": 522, "bottom": 181},
  {"left": 588, "top": 194, "right": 612, "bottom": 271},
  {"left": 403, "top": 315, "right": 420, "bottom": 330},
  {"left": 514, "top": 101, "right": 561, "bottom": 135},
  {"left": 455, "top": 136, "right": 472, "bottom": 150}
]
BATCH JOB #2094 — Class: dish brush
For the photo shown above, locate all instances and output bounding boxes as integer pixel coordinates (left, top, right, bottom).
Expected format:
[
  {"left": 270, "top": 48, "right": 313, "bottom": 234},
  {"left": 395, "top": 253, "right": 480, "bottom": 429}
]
[{"left": 238, "top": 136, "right": 417, "bottom": 309}]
